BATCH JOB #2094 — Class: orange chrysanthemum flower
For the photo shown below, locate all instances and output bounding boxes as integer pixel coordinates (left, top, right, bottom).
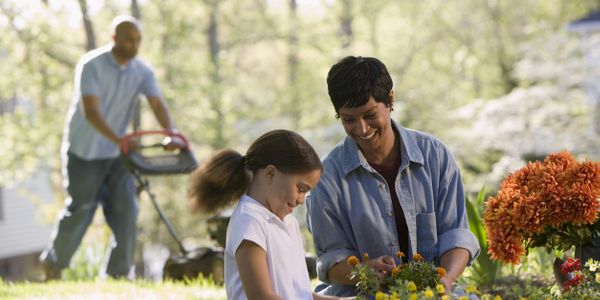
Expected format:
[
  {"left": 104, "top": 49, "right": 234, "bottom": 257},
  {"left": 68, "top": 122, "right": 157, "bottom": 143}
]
[
  {"left": 391, "top": 267, "right": 400, "bottom": 277},
  {"left": 483, "top": 151, "right": 600, "bottom": 264},
  {"left": 347, "top": 256, "right": 359, "bottom": 267},
  {"left": 436, "top": 267, "right": 446, "bottom": 278},
  {"left": 413, "top": 253, "right": 424, "bottom": 262},
  {"left": 396, "top": 251, "right": 405, "bottom": 259},
  {"left": 363, "top": 252, "right": 369, "bottom": 262}
]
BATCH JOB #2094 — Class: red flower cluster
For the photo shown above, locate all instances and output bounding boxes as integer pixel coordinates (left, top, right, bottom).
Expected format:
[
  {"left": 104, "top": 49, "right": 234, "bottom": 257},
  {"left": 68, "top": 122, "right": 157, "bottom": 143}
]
[
  {"left": 559, "top": 257, "right": 587, "bottom": 292},
  {"left": 483, "top": 151, "right": 600, "bottom": 264},
  {"left": 560, "top": 257, "right": 582, "bottom": 275},
  {"left": 563, "top": 273, "right": 586, "bottom": 292}
]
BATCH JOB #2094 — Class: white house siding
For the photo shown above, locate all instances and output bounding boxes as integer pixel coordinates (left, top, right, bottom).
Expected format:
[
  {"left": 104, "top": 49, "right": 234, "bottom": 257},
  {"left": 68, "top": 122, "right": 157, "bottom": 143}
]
[{"left": 0, "top": 169, "right": 53, "bottom": 259}]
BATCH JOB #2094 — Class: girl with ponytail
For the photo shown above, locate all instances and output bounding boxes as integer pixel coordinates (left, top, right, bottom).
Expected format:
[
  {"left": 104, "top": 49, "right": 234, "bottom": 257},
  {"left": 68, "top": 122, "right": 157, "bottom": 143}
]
[{"left": 188, "top": 129, "right": 349, "bottom": 300}]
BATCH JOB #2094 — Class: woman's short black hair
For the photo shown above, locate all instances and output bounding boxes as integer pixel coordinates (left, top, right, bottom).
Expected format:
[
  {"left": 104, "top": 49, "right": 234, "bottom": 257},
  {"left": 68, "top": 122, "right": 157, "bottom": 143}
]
[{"left": 326, "top": 56, "right": 393, "bottom": 117}]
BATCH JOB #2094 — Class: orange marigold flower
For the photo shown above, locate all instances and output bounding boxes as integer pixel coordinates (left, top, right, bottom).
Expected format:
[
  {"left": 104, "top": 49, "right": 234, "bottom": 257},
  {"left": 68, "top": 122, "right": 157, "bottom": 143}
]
[
  {"left": 347, "top": 256, "right": 359, "bottom": 266},
  {"left": 391, "top": 267, "right": 400, "bottom": 277},
  {"left": 436, "top": 267, "right": 446, "bottom": 278},
  {"left": 413, "top": 253, "right": 424, "bottom": 262},
  {"left": 396, "top": 251, "right": 405, "bottom": 259},
  {"left": 363, "top": 252, "right": 369, "bottom": 262}
]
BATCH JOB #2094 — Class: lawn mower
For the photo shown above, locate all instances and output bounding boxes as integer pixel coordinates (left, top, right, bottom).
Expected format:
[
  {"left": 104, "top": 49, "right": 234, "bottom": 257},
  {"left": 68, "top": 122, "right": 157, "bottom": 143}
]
[{"left": 119, "top": 130, "right": 225, "bottom": 284}]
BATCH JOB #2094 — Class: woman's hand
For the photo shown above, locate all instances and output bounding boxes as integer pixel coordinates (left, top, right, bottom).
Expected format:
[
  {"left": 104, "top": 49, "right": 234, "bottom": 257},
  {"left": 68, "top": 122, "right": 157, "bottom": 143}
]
[
  {"left": 327, "top": 254, "right": 396, "bottom": 284},
  {"left": 366, "top": 255, "right": 396, "bottom": 278}
]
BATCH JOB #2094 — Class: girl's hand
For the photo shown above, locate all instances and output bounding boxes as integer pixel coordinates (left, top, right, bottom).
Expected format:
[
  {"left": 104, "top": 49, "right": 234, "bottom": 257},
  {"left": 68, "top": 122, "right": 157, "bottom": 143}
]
[{"left": 440, "top": 276, "right": 453, "bottom": 294}]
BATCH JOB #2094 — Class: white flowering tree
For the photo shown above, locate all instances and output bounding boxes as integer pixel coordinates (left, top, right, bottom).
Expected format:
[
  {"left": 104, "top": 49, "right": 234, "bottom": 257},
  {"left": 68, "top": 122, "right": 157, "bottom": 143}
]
[
  {"left": 449, "top": 31, "right": 600, "bottom": 192},
  {"left": 568, "top": 10, "right": 600, "bottom": 135}
]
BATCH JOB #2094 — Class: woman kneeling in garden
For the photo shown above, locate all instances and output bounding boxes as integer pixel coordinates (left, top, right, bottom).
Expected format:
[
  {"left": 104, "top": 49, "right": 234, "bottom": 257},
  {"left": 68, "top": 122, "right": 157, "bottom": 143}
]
[{"left": 306, "top": 56, "right": 480, "bottom": 297}]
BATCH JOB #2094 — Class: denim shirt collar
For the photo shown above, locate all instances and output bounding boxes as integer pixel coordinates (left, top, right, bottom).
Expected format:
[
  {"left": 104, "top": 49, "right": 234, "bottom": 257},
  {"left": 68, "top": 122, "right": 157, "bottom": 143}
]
[{"left": 341, "top": 120, "right": 424, "bottom": 177}]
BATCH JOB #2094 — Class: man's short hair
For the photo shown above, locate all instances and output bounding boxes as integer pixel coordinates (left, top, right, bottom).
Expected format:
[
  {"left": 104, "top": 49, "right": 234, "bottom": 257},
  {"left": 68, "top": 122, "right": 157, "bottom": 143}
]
[{"left": 111, "top": 15, "right": 141, "bottom": 35}]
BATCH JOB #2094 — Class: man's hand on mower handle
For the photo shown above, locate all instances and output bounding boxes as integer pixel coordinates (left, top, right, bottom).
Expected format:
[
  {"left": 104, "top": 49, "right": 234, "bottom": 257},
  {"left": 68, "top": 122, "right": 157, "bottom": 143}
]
[
  {"left": 124, "top": 137, "right": 140, "bottom": 152},
  {"left": 161, "top": 135, "right": 185, "bottom": 151}
]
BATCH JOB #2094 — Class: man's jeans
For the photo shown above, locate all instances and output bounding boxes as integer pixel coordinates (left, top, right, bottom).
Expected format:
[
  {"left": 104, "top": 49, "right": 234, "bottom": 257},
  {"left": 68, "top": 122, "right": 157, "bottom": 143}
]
[{"left": 40, "top": 152, "right": 139, "bottom": 278}]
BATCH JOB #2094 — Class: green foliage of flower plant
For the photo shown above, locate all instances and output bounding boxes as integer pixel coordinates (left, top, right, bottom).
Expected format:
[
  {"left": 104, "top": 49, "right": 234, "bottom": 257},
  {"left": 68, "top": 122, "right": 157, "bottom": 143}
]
[
  {"left": 348, "top": 254, "right": 382, "bottom": 296},
  {"left": 465, "top": 186, "right": 501, "bottom": 285},
  {"left": 385, "top": 254, "right": 441, "bottom": 293},
  {"left": 347, "top": 252, "right": 496, "bottom": 299}
]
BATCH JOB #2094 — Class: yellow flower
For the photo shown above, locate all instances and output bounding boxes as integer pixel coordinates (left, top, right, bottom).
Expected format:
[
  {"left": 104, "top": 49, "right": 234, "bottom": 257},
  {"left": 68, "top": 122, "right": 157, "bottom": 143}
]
[
  {"left": 441, "top": 296, "right": 450, "bottom": 300},
  {"left": 465, "top": 285, "right": 478, "bottom": 294},
  {"left": 596, "top": 272, "right": 600, "bottom": 283},
  {"left": 413, "top": 253, "right": 424, "bottom": 262},
  {"left": 495, "top": 296, "right": 503, "bottom": 300},
  {"left": 481, "top": 294, "right": 492, "bottom": 300},
  {"left": 407, "top": 281, "right": 417, "bottom": 292},
  {"left": 347, "top": 256, "right": 359, "bottom": 266},
  {"left": 375, "top": 291, "right": 387, "bottom": 300},
  {"left": 363, "top": 252, "right": 369, "bottom": 262},
  {"left": 409, "top": 293, "right": 418, "bottom": 300},
  {"left": 459, "top": 296, "right": 468, "bottom": 300},
  {"left": 396, "top": 251, "right": 405, "bottom": 259},
  {"left": 436, "top": 267, "right": 446, "bottom": 278},
  {"left": 588, "top": 260, "right": 599, "bottom": 272},
  {"left": 424, "top": 288, "right": 434, "bottom": 298},
  {"left": 436, "top": 284, "right": 445, "bottom": 294},
  {"left": 390, "top": 292, "right": 398, "bottom": 300},
  {"left": 519, "top": 298, "right": 527, "bottom": 300}
]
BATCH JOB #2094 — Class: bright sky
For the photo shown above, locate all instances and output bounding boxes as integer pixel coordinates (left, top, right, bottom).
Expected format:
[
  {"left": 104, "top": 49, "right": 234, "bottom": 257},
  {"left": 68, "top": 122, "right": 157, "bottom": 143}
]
[
  {"left": 267, "top": 0, "right": 334, "bottom": 17},
  {"left": 1, "top": 0, "right": 331, "bottom": 30},
  {"left": 1, "top": 0, "right": 134, "bottom": 29}
]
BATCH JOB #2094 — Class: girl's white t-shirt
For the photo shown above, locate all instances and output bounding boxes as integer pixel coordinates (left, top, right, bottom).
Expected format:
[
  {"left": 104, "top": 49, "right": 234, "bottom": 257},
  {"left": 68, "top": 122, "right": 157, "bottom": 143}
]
[{"left": 225, "top": 195, "right": 312, "bottom": 300}]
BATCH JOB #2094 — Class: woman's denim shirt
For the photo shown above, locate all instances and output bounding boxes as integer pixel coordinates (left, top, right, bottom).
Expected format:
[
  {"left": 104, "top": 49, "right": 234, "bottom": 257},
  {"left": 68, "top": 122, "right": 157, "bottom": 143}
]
[{"left": 306, "top": 121, "right": 480, "bottom": 296}]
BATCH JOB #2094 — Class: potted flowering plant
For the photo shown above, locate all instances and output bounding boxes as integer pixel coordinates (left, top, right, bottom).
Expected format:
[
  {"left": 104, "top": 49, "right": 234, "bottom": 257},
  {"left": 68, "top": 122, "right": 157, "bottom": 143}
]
[
  {"left": 557, "top": 257, "right": 600, "bottom": 299},
  {"left": 483, "top": 151, "right": 600, "bottom": 265},
  {"left": 346, "top": 252, "right": 488, "bottom": 299}
]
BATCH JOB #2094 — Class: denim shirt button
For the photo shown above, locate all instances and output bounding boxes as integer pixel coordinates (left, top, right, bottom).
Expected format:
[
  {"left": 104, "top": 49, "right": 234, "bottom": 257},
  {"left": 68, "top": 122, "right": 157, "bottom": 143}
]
[
  {"left": 387, "top": 211, "right": 393, "bottom": 217},
  {"left": 378, "top": 183, "right": 385, "bottom": 189}
]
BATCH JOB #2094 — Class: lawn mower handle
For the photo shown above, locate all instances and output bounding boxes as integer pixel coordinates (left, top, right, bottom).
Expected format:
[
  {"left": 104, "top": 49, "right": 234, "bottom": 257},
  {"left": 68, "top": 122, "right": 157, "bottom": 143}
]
[{"left": 119, "top": 130, "right": 191, "bottom": 154}]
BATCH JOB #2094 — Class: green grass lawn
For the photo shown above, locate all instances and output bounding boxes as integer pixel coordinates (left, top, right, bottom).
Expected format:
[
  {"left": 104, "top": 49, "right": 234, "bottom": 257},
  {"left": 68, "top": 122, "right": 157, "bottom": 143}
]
[{"left": 0, "top": 277, "right": 226, "bottom": 300}]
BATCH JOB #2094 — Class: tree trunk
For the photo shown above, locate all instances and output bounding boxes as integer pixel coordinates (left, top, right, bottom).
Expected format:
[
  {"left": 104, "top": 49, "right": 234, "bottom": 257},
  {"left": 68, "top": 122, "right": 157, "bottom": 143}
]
[
  {"left": 129, "top": 0, "right": 144, "bottom": 279},
  {"left": 131, "top": 0, "right": 140, "bottom": 19},
  {"left": 339, "top": 0, "right": 353, "bottom": 50},
  {"left": 287, "top": 0, "right": 300, "bottom": 127},
  {"left": 363, "top": 1, "right": 386, "bottom": 56},
  {"left": 77, "top": 0, "right": 96, "bottom": 51},
  {"left": 207, "top": 0, "right": 225, "bottom": 148},
  {"left": 484, "top": 1, "right": 517, "bottom": 94},
  {"left": 131, "top": 0, "right": 141, "bottom": 133}
]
